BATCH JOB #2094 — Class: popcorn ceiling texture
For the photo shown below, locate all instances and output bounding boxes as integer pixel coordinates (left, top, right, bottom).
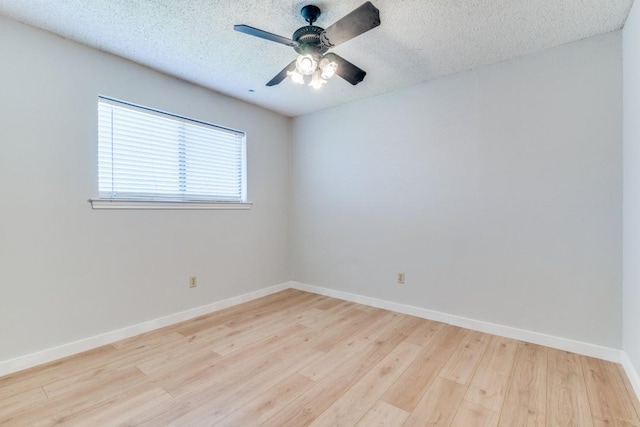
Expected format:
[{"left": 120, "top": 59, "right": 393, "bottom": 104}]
[{"left": 0, "top": 0, "right": 633, "bottom": 116}]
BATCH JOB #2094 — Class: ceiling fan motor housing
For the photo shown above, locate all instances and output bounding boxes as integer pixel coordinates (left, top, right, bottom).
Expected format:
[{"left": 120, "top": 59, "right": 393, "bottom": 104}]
[{"left": 293, "top": 26, "right": 328, "bottom": 56}]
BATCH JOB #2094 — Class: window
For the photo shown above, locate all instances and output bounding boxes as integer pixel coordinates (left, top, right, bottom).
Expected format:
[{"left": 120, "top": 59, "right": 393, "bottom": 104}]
[{"left": 92, "top": 96, "right": 249, "bottom": 209}]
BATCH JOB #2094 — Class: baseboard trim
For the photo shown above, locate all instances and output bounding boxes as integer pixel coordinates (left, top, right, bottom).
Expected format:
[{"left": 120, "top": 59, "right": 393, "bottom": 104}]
[
  {"left": 0, "top": 280, "right": 629, "bottom": 385},
  {"left": 0, "top": 282, "right": 291, "bottom": 378},
  {"left": 621, "top": 351, "right": 640, "bottom": 401},
  {"left": 290, "top": 281, "right": 622, "bottom": 363}
]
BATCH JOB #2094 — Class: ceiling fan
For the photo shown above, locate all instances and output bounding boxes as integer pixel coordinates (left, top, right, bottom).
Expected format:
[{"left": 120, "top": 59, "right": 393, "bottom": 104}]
[{"left": 234, "top": 2, "right": 380, "bottom": 89}]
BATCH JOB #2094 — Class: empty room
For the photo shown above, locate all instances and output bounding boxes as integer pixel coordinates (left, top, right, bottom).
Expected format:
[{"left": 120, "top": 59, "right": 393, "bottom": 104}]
[{"left": 1, "top": 0, "right": 640, "bottom": 425}]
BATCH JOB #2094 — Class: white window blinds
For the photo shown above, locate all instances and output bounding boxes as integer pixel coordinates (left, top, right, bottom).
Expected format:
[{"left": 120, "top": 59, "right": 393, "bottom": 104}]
[{"left": 97, "top": 96, "right": 246, "bottom": 203}]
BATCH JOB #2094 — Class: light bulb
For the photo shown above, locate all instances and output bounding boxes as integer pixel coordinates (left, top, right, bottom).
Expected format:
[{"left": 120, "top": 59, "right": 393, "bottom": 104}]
[
  {"left": 309, "top": 70, "right": 326, "bottom": 89},
  {"left": 319, "top": 58, "right": 338, "bottom": 80},
  {"left": 322, "top": 62, "right": 337, "bottom": 79},
  {"left": 295, "top": 54, "right": 318, "bottom": 75},
  {"left": 287, "top": 70, "right": 305, "bottom": 85}
]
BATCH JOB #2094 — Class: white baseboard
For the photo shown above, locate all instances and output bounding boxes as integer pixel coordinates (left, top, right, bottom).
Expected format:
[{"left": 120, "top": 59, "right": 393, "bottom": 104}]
[
  {"left": 621, "top": 351, "right": 640, "bottom": 401},
  {"left": 290, "top": 281, "right": 622, "bottom": 363},
  {"left": 0, "top": 282, "right": 292, "bottom": 378},
  {"left": 1, "top": 279, "right": 633, "bottom": 397}
]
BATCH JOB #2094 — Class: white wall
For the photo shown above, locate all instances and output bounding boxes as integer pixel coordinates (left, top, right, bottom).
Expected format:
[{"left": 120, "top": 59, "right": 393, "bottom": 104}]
[
  {"left": 0, "top": 16, "right": 290, "bottom": 362},
  {"left": 623, "top": 0, "right": 640, "bottom": 381},
  {"left": 291, "top": 32, "right": 623, "bottom": 348}
]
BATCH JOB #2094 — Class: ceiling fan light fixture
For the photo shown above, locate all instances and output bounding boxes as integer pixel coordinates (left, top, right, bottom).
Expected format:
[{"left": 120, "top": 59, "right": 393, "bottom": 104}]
[
  {"left": 295, "top": 54, "right": 318, "bottom": 75},
  {"left": 319, "top": 58, "right": 338, "bottom": 80},
  {"left": 287, "top": 69, "right": 305, "bottom": 84},
  {"left": 309, "top": 70, "right": 327, "bottom": 89}
]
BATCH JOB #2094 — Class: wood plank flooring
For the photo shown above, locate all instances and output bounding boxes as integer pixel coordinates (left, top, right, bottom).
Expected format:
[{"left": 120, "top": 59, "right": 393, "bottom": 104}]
[{"left": 1, "top": 289, "right": 639, "bottom": 426}]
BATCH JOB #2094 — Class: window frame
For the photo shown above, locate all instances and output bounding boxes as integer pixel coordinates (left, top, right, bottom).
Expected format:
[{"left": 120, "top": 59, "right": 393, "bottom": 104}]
[{"left": 90, "top": 96, "right": 251, "bottom": 210}]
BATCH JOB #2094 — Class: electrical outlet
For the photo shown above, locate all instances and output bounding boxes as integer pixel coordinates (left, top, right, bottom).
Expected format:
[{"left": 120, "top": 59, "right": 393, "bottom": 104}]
[
  {"left": 189, "top": 276, "right": 198, "bottom": 288},
  {"left": 397, "top": 272, "right": 405, "bottom": 284}
]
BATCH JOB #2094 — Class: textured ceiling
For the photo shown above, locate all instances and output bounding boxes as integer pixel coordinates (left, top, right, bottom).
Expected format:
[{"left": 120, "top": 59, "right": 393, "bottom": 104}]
[{"left": 0, "top": 0, "right": 634, "bottom": 117}]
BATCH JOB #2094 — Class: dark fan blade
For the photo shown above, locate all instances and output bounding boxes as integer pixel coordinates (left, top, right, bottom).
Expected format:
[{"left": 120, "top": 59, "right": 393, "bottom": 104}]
[
  {"left": 234, "top": 25, "right": 299, "bottom": 48},
  {"left": 266, "top": 60, "right": 297, "bottom": 86},
  {"left": 320, "top": 2, "right": 380, "bottom": 48},
  {"left": 324, "top": 53, "right": 366, "bottom": 85}
]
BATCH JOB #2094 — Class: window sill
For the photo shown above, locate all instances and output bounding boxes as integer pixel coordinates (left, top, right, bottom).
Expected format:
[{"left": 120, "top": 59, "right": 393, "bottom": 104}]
[{"left": 89, "top": 199, "right": 253, "bottom": 210}]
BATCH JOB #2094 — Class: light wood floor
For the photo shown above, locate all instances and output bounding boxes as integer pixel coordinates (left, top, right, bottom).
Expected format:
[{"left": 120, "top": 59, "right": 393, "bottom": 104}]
[{"left": 1, "top": 289, "right": 639, "bottom": 426}]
